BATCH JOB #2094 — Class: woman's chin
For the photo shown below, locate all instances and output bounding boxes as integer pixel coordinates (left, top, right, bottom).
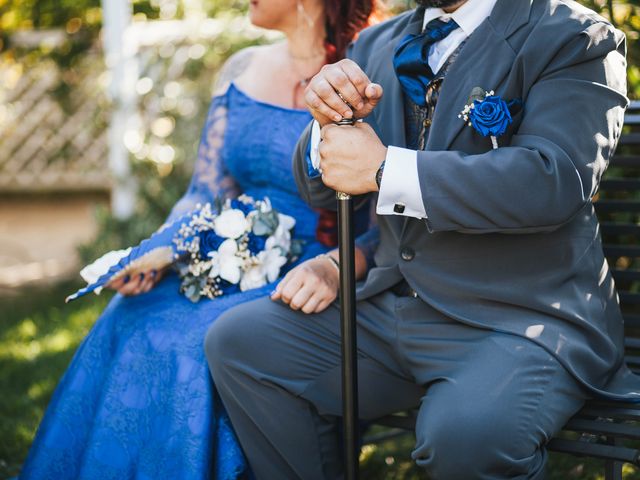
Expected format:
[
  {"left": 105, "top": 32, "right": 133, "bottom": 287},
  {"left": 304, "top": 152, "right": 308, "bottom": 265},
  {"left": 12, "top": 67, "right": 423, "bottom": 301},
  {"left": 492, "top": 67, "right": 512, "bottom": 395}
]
[
  {"left": 248, "top": 6, "right": 282, "bottom": 30},
  {"left": 248, "top": 7, "right": 266, "bottom": 28}
]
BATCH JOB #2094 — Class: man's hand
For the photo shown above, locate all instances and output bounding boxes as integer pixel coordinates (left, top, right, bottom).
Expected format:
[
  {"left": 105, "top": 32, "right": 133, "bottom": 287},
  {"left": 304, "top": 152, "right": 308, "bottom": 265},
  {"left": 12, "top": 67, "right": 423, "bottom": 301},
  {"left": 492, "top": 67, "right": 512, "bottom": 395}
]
[
  {"left": 305, "top": 59, "right": 383, "bottom": 127},
  {"left": 271, "top": 256, "right": 340, "bottom": 314},
  {"left": 319, "top": 122, "right": 387, "bottom": 195},
  {"left": 271, "top": 247, "right": 369, "bottom": 314}
]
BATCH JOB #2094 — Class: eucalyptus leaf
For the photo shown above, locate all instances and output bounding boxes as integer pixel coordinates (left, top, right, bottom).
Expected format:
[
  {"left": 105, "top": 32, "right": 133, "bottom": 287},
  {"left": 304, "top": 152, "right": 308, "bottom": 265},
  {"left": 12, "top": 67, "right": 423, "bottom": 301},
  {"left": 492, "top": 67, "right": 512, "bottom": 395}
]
[
  {"left": 252, "top": 220, "right": 272, "bottom": 236},
  {"left": 253, "top": 211, "right": 279, "bottom": 236},
  {"left": 290, "top": 239, "right": 305, "bottom": 259},
  {"left": 468, "top": 86, "right": 486, "bottom": 104}
]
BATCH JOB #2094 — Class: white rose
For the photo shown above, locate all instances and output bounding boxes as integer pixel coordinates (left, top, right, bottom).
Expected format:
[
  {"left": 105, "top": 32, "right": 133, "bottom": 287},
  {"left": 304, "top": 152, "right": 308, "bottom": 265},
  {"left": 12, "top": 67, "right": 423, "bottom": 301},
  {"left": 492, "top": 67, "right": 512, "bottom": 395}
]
[
  {"left": 259, "top": 248, "right": 288, "bottom": 283},
  {"left": 240, "top": 265, "right": 267, "bottom": 292},
  {"left": 214, "top": 209, "right": 249, "bottom": 239},
  {"left": 265, "top": 214, "right": 295, "bottom": 253},
  {"left": 208, "top": 239, "right": 242, "bottom": 284},
  {"left": 278, "top": 213, "right": 296, "bottom": 231}
]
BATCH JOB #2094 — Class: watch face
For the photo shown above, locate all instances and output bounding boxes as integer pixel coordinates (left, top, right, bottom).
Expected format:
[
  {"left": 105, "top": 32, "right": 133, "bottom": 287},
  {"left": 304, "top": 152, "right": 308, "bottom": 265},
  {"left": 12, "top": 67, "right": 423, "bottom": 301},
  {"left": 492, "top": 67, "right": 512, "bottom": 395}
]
[{"left": 376, "top": 161, "right": 385, "bottom": 188}]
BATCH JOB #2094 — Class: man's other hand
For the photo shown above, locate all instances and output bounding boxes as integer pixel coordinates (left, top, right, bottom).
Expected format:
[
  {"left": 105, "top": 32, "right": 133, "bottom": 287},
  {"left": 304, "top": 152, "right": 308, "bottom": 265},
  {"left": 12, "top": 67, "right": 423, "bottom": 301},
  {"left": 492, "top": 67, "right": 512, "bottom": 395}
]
[
  {"left": 271, "top": 255, "right": 340, "bottom": 314},
  {"left": 304, "top": 59, "right": 383, "bottom": 127}
]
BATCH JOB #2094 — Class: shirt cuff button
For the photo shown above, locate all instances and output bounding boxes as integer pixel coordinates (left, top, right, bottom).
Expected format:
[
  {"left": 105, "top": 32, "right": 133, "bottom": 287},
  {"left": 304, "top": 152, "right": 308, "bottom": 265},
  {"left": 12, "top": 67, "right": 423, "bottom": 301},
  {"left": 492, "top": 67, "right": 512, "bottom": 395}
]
[{"left": 394, "top": 203, "right": 405, "bottom": 214}]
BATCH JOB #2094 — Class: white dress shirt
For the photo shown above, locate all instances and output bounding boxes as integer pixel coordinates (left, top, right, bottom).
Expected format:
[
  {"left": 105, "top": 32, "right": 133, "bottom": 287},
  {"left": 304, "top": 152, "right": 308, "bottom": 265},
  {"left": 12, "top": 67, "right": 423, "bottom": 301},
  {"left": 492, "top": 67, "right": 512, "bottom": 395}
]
[{"left": 310, "top": 0, "right": 497, "bottom": 218}]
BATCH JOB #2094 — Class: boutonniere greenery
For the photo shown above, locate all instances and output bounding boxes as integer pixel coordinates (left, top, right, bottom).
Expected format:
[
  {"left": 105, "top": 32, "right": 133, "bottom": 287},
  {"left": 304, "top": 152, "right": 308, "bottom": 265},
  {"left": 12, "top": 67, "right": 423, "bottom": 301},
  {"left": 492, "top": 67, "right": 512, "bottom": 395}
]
[{"left": 459, "top": 87, "right": 519, "bottom": 150}]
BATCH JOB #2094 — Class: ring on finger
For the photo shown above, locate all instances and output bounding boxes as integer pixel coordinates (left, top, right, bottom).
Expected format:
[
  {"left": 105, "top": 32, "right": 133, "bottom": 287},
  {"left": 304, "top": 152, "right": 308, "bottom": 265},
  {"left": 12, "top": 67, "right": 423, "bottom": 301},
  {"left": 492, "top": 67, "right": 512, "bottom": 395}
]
[{"left": 336, "top": 90, "right": 353, "bottom": 109}]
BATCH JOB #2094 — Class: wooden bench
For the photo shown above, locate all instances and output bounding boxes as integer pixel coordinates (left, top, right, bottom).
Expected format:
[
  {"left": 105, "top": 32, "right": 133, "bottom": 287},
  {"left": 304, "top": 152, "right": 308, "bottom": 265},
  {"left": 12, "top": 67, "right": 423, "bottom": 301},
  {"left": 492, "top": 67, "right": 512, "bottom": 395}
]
[{"left": 366, "top": 100, "right": 640, "bottom": 480}]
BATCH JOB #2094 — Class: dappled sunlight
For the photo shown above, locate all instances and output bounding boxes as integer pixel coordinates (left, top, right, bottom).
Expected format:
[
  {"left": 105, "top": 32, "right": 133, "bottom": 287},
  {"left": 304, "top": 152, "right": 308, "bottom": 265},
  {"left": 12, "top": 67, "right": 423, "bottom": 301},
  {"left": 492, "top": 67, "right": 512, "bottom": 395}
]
[
  {"left": 360, "top": 443, "right": 377, "bottom": 462},
  {"left": 27, "top": 378, "right": 57, "bottom": 402}
]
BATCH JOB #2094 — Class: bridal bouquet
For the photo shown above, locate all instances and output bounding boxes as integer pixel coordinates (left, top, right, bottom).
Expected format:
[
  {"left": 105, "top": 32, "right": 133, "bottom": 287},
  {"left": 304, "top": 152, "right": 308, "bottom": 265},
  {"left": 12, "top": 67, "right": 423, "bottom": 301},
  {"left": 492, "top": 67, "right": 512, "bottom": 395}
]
[
  {"left": 66, "top": 195, "right": 302, "bottom": 303},
  {"left": 174, "top": 195, "right": 302, "bottom": 302}
]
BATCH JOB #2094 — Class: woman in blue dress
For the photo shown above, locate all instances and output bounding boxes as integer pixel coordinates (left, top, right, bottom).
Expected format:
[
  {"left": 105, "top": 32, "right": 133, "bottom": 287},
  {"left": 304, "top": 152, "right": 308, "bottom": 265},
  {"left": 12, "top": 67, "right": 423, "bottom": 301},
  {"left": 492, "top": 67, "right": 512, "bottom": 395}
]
[{"left": 19, "top": 1, "right": 380, "bottom": 479}]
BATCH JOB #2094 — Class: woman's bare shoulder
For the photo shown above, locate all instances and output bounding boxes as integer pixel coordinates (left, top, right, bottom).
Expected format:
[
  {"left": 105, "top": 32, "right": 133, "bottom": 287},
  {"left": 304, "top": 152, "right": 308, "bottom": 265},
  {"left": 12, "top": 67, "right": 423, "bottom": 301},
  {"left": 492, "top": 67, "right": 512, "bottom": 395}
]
[{"left": 213, "top": 44, "right": 280, "bottom": 95}]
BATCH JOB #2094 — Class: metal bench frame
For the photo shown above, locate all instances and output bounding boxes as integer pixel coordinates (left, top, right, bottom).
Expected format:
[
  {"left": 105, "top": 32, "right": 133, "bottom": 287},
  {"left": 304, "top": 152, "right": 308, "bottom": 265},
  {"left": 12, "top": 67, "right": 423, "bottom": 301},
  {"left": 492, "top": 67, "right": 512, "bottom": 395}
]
[{"left": 367, "top": 101, "right": 640, "bottom": 480}]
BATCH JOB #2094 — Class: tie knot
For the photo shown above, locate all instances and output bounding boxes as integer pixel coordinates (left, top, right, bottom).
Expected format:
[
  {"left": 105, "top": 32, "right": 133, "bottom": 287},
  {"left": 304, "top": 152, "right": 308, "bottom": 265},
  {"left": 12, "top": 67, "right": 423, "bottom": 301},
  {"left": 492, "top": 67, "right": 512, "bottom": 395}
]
[{"left": 424, "top": 18, "right": 459, "bottom": 42}]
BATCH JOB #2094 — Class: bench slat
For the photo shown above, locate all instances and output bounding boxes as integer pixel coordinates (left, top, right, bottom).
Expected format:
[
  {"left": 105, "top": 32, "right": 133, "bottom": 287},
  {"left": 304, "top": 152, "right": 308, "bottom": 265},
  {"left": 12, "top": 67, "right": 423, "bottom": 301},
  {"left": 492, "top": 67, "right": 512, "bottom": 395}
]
[
  {"left": 563, "top": 418, "right": 640, "bottom": 440},
  {"left": 624, "top": 355, "right": 640, "bottom": 369},
  {"left": 618, "top": 133, "right": 640, "bottom": 145},
  {"left": 619, "top": 292, "right": 640, "bottom": 305},
  {"left": 610, "top": 156, "right": 640, "bottom": 168},
  {"left": 547, "top": 438, "right": 640, "bottom": 464},
  {"left": 601, "top": 222, "right": 640, "bottom": 235},
  {"left": 624, "top": 114, "right": 640, "bottom": 124},
  {"left": 603, "top": 245, "right": 640, "bottom": 257},
  {"left": 601, "top": 178, "right": 640, "bottom": 190},
  {"left": 623, "top": 314, "right": 640, "bottom": 327},
  {"left": 625, "top": 337, "right": 640, "bottom": 350},
  {"left": 612, "top": 269, "right": 640, "bottom": 282},
  {"left": 595, "top": 200, "right": 640, "bottom": 213},
  {"left": 578, "top": 405, "right": 640, "bottom": 422}
]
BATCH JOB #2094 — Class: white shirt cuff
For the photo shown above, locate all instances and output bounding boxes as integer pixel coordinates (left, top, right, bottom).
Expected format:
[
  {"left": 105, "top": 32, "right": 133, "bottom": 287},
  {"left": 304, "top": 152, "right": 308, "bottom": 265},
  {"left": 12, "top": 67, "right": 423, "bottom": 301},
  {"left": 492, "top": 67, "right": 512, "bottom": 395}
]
[
  {"left": 376, "top": 146, "right": 427, "bottom": 219},
  {"left": 310, "top": 120, "right": 321, "bottom": 171}
]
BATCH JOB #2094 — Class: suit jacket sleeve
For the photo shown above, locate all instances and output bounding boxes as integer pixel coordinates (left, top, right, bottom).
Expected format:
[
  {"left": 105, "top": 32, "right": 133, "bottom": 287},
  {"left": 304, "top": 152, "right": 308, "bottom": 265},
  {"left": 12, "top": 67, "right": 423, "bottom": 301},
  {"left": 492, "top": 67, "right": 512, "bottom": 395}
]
[
  {"left": 293, "top": 122, "right": 338, "bottom": 209},
  {"left": 417, "top": 22, "right": 627, "bottom": 234},
  {"left": 293, "top": 118, "right": 371, "bottom": 212}
]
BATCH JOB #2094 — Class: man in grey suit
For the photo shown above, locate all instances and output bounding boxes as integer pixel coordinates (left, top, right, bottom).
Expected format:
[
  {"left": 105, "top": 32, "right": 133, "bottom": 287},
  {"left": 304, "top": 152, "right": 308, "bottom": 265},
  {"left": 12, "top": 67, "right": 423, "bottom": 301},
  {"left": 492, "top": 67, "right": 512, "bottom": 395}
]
[{"left": 205, "top": 0, "right": 640, "bottom": 478}]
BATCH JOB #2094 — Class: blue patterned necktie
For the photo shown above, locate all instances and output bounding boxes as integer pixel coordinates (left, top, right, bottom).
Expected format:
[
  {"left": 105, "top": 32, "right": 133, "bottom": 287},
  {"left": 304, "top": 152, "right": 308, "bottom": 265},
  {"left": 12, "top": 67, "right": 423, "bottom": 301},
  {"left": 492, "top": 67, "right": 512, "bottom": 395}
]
[{"left": 393, "top": 18, "right": 460, "bottom": 107}]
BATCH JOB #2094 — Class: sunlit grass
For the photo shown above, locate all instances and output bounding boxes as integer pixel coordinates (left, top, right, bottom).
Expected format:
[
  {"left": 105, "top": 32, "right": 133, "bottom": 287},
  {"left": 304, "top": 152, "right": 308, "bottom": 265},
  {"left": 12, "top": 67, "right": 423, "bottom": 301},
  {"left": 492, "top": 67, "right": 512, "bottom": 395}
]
[{"left": 0, "top": 280, "right": 110, "bottom": 479}]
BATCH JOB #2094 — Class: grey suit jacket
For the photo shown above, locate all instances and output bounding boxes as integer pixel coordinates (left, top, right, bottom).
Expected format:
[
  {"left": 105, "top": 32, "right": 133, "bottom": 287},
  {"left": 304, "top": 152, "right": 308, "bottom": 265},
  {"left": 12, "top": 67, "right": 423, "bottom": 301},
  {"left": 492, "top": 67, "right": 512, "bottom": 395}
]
[{"left": 293, "top": 0, "right": 640, "bottom": 400}]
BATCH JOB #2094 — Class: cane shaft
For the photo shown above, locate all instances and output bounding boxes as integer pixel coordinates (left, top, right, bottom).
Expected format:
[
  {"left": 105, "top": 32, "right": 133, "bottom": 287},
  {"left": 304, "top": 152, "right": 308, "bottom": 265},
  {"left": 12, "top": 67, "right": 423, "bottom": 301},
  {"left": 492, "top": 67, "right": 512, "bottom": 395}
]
[
  {"left": 330, "top": 116, "right": 360, "bottom": 479},
  {"left": 337, "top": 191, "right": 359, "bottom": 480}
]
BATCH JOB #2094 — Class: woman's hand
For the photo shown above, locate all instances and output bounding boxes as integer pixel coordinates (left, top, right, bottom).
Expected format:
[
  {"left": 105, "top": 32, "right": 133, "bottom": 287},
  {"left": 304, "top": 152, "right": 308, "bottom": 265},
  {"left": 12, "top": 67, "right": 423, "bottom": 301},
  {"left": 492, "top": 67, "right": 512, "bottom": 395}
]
[
  {"left": 271, "top": 255, "right": 340, "bottom": 314},
  {"left": 107, "top": 268, "right": 166, "bottom": 296}
]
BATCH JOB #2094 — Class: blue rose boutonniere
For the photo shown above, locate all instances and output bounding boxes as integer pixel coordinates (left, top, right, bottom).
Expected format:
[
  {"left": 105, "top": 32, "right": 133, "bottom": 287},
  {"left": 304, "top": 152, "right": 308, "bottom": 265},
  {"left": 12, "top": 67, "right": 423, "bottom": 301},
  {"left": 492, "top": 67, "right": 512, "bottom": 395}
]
[{"left": 459, "top": 89, "right": 519, "bottom": 149}]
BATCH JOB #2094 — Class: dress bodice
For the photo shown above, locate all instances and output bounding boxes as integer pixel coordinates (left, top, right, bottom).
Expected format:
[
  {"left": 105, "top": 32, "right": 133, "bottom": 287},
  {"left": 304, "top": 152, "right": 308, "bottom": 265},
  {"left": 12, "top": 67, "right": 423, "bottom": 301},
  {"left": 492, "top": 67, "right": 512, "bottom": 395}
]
[{"left": 221, "top": 83, "right": 318, "bottom": 239}]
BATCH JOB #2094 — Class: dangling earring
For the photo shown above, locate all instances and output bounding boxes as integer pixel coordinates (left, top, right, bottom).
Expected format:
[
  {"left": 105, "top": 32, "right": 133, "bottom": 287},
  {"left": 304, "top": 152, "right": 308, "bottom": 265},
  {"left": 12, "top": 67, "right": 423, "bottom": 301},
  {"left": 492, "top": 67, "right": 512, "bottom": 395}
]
[{"left": 297, "top": 0, "right": 315, "bottom": 29}]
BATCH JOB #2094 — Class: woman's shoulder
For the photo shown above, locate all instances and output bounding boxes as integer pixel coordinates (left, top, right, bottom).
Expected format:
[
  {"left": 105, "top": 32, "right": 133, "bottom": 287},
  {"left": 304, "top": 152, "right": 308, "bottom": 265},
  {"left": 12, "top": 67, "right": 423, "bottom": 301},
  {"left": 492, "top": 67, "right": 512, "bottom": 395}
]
[{"left": 213, "top": 44, "right": 279, "bottom": 96}]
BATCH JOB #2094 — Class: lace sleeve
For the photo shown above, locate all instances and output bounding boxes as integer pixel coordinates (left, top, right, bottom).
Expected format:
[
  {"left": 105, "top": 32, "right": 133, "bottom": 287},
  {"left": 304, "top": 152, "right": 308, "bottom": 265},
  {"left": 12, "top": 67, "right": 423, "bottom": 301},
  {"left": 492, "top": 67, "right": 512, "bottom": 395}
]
[
  {"left": 165, "top": 48, "right": 257, "bottom": 223},
  {"left": 165, "top": 94, "right": 238, "bottom": 222}
]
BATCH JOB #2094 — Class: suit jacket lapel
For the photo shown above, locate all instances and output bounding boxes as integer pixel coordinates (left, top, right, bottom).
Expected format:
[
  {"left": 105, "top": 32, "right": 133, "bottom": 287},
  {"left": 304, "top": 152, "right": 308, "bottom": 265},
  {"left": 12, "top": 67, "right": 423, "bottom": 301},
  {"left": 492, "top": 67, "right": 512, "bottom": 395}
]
[{"left": 426, "top": 0, "right": 532, "bottom": 151}]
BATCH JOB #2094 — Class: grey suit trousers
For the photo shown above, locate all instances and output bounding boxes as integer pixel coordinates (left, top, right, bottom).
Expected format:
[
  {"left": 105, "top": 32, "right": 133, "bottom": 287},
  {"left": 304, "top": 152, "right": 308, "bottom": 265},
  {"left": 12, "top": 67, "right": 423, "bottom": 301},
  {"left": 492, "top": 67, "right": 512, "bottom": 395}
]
[{"left": 205, "top": 290, "right": 588, "bottom": 480}]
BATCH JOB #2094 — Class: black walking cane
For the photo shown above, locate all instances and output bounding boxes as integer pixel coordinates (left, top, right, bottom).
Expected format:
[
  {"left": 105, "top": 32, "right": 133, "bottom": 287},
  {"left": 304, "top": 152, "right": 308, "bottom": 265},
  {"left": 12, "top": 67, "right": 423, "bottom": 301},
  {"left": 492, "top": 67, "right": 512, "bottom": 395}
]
[{"left": 334, "top": 116, "right": 359, "bottom": 480}]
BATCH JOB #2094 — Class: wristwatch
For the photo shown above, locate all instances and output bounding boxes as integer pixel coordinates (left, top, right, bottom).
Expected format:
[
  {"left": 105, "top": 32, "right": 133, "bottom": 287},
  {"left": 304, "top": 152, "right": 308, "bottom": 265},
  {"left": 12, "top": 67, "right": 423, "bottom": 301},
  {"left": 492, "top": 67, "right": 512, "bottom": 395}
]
[{"left": 375, "top": 160, "right": 386, "bottom": 189}]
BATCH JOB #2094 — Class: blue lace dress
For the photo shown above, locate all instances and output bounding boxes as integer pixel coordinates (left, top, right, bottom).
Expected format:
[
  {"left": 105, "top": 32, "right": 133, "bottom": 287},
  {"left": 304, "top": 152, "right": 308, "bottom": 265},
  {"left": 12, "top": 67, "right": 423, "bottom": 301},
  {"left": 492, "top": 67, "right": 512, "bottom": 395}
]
[{"left": 19, "top": 83, "right": 336, "bottom": 480}]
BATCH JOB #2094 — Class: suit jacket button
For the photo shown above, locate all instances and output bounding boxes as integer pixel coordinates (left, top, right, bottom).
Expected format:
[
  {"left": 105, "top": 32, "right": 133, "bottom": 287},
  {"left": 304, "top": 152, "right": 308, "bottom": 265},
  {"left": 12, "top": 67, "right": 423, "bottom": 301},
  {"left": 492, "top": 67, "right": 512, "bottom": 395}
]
[
  {"left": 400, "top": 247, "right": 415, "bottom": 261},
  {"left": 394, "top": 203, "right": 405, "bottom": 214}
]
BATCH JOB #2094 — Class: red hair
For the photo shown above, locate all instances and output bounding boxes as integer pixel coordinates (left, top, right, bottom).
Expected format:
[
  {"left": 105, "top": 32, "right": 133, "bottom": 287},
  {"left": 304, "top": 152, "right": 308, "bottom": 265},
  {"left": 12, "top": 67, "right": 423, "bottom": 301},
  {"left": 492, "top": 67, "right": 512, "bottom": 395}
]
[{"left": 323, "top": 0, "right": 385, "bottom": 63}]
